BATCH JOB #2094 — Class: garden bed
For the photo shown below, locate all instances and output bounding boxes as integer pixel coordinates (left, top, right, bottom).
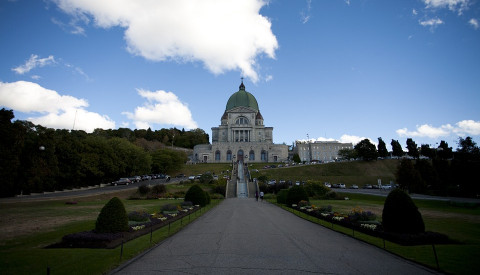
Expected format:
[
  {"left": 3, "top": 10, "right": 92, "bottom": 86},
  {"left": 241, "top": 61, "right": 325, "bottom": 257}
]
[
  {"left": 47, "top": 206, "right": 200, "bottom": 249},
  {"left": 290, "top": 204, "right": 457, "bottom": 246}
]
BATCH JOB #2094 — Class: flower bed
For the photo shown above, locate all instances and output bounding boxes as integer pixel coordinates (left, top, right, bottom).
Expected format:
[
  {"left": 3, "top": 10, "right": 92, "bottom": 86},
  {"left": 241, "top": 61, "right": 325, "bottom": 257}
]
[
  {"left": 290, "top": 204, "right": 455, "bottom": 246},
  {"left": 47, "top": 205, "right": 200, "bottom": 249}
]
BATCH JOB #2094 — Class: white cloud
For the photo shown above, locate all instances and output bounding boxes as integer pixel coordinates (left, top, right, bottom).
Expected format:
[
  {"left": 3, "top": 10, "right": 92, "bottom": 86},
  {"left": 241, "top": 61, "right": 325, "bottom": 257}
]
[
  {"left": 423, "top": 0, "right": 470, "bottom": 15},
  {"left": 454, "top": 120, "right": 480, "bottom": 135},
  {"left": 469, "top": 18, "right": 479, "bottom": 29},
  {"left": 300, "top": 0, "right": 312, "bottom": 24},
  {"left": 419, "top": 17, "right": 444, "bottom": 27},
  {"left": 396, "top": 120, "right": 480, "bottom": 138},
  {"left": 345, "top": 0, "right": 351, "bottom": 6},
  {"left": 12, "top": 54, "right": 56, "bottom": 74},
  {"left": 265, "top": 75, "right": 273, "bottom": 82},
  {"left": 0, "top": 81, "right": 115, "bottom": 132},
  {"left": 412, "top": 9, "right": 418, "bottom": 15},
  {"left": 123, "top": 89, "right": 198, "bottom": 130},
  {"left": 52, "top": 0, "right": 278, "bottom": 83}
]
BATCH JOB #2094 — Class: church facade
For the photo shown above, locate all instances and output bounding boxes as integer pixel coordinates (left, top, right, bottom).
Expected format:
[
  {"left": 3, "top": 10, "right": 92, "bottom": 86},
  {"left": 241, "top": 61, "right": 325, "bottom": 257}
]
[{"left": 192, "top": 82, "right": 288, "bottom": 163}]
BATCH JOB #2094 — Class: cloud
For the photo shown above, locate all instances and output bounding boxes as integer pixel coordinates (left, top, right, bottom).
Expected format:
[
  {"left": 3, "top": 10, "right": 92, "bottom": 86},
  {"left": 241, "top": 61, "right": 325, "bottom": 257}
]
[
  {"left": 0, "top": 81, "right": 115, "bottom": 132},
  {"left": 52, "top": 0, "right": 278, "bottom": 83},
  {"left": 265, "top": 75, "right": 273, "bottom": 82},
  {"left": 300, "top": 0, "right": 312, "bottom": 24},
  {"left": 51, "top": 17, "right": 86, "bottom": 36},
  {"left": 423, "top": 0, "right": 470, "bottom": 15},
  {"left": 412, "top": 9, "right": 418, "bottom": 15},
  {"left": 12, "top": 54, "right": 56, "bottom": 74},
  {"left": 469, "top": 18, "right": 479, "bottom": 29},
  {"left": 419, "top": 17, "right": 444, "bottom": 27},
  {"left": 396, "top": 120, "right": 480, "bottom": 138},
  {"left": 123, "top": 89, "right": 198, "bottom": 130}
]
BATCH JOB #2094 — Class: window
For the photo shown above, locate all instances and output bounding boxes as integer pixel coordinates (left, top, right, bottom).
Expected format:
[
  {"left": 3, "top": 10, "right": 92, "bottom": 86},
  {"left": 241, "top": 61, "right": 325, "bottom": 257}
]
[
  {"left": 235, "top": 117, "right": 249, "bottom": 125},
  {"left": 226, "top": 150, "right": 232, "bottom": 161},
  {"left": 215, "top": 150, "right": 220, "bottom": 161},
  {"left": 249, "top": 150, "right": 255, "bottom": 161},
  {"left": 261, "top": 150, "right": 267, "bottom": 161}
]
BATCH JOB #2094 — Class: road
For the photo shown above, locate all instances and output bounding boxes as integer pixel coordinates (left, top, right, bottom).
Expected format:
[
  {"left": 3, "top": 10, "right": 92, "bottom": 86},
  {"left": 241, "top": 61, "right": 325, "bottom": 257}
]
[
  {"left": 0, "top": 177, "right": 180, "bottom": 203},
  {"left": 112, "top": 198, "right": 437, "bottom": 275}
]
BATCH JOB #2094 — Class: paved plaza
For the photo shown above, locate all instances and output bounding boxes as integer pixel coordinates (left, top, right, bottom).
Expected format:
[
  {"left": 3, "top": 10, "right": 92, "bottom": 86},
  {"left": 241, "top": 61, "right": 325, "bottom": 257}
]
[{"left": 112, "top": 198, "right": 437, "bottom": 274}]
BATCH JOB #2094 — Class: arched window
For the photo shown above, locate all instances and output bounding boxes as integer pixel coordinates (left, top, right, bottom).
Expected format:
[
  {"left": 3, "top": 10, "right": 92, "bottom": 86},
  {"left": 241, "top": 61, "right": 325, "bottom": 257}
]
[
  {"left": 249, "top": 150, "right": 255, "bottom": 161},
  {"left": 235, "top": 117, "right": 249, "bottom": 125},
  {"left": 261, "top": 150, "right": 267, "bottom": 161},
  {"left": 226, "top": 150, "right": 232, "bottom": 161},
  {"left": 215, "top": 150, "right": 221, "bottom": 161}
]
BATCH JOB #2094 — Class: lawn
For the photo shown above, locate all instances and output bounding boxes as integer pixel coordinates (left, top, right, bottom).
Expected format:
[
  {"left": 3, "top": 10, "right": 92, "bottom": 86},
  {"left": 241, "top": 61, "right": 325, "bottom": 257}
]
[
  {"left": 0, "top": 189, "right": 221, "bottom": 275},
  {"left": 273, "top": 192, "right": 480, "bottom": 275}
]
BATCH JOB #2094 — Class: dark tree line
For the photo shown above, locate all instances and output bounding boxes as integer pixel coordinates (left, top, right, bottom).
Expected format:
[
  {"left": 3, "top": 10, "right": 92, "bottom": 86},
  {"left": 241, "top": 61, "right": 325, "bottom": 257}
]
[
  {"left": 0, "top": 109, "right": 208, "bottom": 197},
  {"left": 397, "top": 137, "right": 480, "bottom": 197}
]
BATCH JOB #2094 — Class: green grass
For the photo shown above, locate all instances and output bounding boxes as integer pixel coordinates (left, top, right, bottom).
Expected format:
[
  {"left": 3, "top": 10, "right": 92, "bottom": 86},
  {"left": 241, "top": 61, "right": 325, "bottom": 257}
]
[
  {"left": 178, "top": 163, "right": 232, "bottom": 177},
  {"left": 271, "top": 193, "right": 480, "bottom": 275},
  {"left": 0, "top": 197, "right": 221, "bottom": 275},
  {"left": 251, "top": 160, "right": 399, "bottom": 187}
]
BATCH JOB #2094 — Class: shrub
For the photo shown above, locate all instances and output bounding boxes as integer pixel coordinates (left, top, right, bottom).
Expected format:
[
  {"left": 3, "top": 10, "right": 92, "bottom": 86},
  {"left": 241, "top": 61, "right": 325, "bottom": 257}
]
[
  {"left": 181, "top": 201, "right": 193, "bottom": 207},
  {"left": 324, "top": 191, "right": 338, "bottom": 200},
  {"left": 138, "top": 184, "right": 150, "bottom": 195},
  {"left": 298, "top": 200, "right": 310, "bottom": 207},
  {"left": 95, "top": 197, "right": 129, "bottom": 233},
  {"left": 205, "top": 191, "right": 211, "bottom": 204},
  {"left": 213, "top": 184, "right": 226, "bottom": 196},
  {"left": 304, "top": 182, "right": 330, "bottom": 198},
  {"left": 128, "top": 210, "right": 150, "bottom": 222},
  {"left": 161, "top": 203, "right": 178, "bottom": 212},
  {"left": 276, "top": 189, "right": 288, "bottom": 204},
  {"left": 184, "top": 184, "right": 208, "bottom": 207},
  {"left": 382, "top": 189, "right": 425, "bottom": 234},
  {"left": 151, "top": 184, "right": 166, "bottom": 195},
  {"left": 286, "top": 185, "right": 309, "bottom": 206}
]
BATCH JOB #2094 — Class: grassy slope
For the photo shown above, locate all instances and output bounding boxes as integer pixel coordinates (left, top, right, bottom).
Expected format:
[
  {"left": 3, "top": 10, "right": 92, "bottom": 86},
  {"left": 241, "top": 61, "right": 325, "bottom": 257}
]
[{"left": 251, "top": 159, "right": 399, "bottom": 186}]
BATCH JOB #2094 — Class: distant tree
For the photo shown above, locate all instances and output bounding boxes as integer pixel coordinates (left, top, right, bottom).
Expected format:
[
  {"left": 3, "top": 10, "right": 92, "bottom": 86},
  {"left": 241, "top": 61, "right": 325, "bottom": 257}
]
[
  {"left": 456, "top": 137, "right": 480, "bottom": 161},
  {"left": 338, "top": 148, "right": 358, "bottom": 160},
  {"left": 354, "top": 139, "right": 378, "bottom": 161},
  {"left": 150, "top": 149, "right": 187, "bottom": 174},
  {"left": 391, "top": 139, "right": 404, "bottom": 157},
  {"left": 406, "top": 138, "right": 419, "bottom": 159},
  {"left": 437, "top": 140, "right": 453, "bottom": 160},
  {"left": 377, "top": 137, "right": 388, "bottom": 158},
  {"left": 292, "top": 153, "right": 301, "bottom": 163},
  {"left": 396, "top": 159, "right": 425, "bottom": 193},
  {"left": 420, "top": 144, "right": 434, "bottom": 159}
]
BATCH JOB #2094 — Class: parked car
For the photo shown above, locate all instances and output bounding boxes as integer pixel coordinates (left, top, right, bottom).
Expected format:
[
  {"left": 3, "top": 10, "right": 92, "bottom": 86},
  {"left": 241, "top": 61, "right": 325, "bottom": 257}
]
[
  {"left": 339, "top": 183, "right": 346, "bottom": 189},
  {"left": 324, "top": 182, "right": 331, "bottom": 188},
  {"left": 332, "top": 183, "right": 340, "bottom": 188},
  {"left": 112, "top": 178, "right": 131, "bottom": 186},
  {"left": 350, "top": 184, "right": 359, "bottom": 189},
  {"left": 176, "top": 174, "right": 186, "bottom": 178},
  {"left": 363, "top": 184, "right": 372, "bottom": 189},
  {"left": 188, "top": 175, "right": 195, "bottom": 180}
]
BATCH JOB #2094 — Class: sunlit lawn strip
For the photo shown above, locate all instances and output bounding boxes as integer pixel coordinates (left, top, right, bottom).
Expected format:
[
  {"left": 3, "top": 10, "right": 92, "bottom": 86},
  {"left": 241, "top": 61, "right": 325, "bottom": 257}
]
[{"left": 0, "top": 199, "right": 221, "bottom": 275}]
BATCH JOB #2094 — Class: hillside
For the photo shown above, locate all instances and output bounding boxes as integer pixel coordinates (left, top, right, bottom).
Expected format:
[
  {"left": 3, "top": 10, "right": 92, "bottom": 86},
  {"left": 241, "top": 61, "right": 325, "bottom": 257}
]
[{"left": 250, "top": 159, "right": 400, "bottom": 187}]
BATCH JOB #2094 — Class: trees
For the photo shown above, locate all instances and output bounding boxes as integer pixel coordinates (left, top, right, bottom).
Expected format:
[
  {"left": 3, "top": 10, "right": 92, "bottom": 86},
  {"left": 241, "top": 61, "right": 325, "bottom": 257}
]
[
  {"left": 396, "top": 159, "right": 425, "bottom": 193},
  {"left": 338, "top": 148, "right": 358, "bottom": 160},
  {"left": 437, "top": 140, "right": 453, "bottom": 160},
  {"left": 377, "top": 137, "right": 388, "bottom": 158},
  {"left": 354, "top": 139, "right": 378, "bottom": 161},
  {"left": 150, "top": 149, "right": 187, "bottom": 174},
  {"left": 391, "top": 139, "right": 403, "bottom": 158},
  {"left": 420, "top": 144, "right": 434, "bottom": 159},
  {"left": 406, "top": 138, "right": 419, "bottom": 159}
]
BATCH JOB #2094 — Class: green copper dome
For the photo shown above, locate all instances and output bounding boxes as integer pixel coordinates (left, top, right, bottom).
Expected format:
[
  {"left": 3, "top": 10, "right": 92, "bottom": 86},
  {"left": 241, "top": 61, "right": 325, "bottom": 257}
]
[{"left": 225, "top": 82, "right": 259, "bottom": 111}]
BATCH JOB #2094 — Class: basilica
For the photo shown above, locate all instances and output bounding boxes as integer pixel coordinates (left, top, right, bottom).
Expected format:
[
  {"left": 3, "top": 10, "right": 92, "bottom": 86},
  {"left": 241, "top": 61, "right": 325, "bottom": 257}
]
[{"left": 192, "top": 81, "right": 288, "bottom": 163}]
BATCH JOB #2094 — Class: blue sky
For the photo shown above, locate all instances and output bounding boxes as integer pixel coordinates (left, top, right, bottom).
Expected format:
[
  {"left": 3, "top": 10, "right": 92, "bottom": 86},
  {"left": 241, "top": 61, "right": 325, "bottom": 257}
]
[{"left": 1, "top": 0, "right": 479, "bottom": 150}]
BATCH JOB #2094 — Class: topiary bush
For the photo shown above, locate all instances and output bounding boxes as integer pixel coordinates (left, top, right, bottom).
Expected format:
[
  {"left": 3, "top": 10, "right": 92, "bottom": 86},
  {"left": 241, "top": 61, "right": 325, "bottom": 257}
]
[
  {"left": 151, "top": 184, "right": 166, "bottom": 195},
  {"left": 95, "top": 197, "right": 129, "bottom": 233},
  {"left": 382, "top": 189, "right": 425, "bottom": 234},
  {"left": 276, "top": 189, "right": 288, "bottom": 204},
  {"left": 286, "top": 185, "right": 309, "bottom": 206},
  {"left": 184, "top": 184, "right": 208, "bottom": 207},
  {"left": 138, "top": 184, "right": 150, "bottom": 195}
]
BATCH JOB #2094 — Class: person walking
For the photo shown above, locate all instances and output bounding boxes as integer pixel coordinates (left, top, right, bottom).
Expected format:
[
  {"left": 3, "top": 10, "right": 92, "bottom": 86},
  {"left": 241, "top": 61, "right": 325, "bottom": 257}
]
[
  {"left": 255, "top": 191, "right": 259, "bottom": 201},
  {"left": 259, "top": 191, "right": 264, "bottom": 202}
]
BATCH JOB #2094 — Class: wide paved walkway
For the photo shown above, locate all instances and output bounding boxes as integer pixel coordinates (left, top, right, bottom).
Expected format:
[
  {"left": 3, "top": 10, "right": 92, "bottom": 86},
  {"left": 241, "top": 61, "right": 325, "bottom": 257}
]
[{"left": 112, "top": 199, "right": 437, "bottom": 274}]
